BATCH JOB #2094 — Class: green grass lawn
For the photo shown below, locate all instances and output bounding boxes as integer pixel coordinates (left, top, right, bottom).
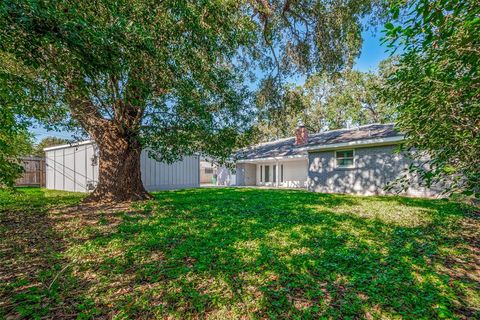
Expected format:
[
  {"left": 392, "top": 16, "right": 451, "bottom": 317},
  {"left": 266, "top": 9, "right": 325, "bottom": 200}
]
[{"left": 0, "top": 187, "right": 478, "bottom": 319}]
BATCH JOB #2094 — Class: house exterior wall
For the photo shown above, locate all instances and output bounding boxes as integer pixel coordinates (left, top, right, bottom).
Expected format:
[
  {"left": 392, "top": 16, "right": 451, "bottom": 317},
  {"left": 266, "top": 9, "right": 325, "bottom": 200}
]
[
  {"left": 307, "top": 145, "right": 439, "bottom": 197},
  {"left": 199, "top": 161, "right": 214, "bottom": 183},
  {"left": 216, "top": 166, "right": 236, "bottom": 186},
  {"left": 45, "top": 142, "right": 200, "bottom": 192},
  {"left": 255, "top": 159, "right": 307, "bottom": 188},
  {"left": 236, "top": 163, "right": 256, "bottom": 186},
  {"left": 281, "top": 160, "right": 308, "bottom": 188}
]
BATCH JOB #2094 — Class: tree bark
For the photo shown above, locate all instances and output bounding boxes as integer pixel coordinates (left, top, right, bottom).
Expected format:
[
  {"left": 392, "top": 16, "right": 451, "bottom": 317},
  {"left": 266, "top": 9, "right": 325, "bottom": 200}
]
[
  {"left": 65, "top": 80, "right": 151, "bottom": 203},
  {"left": 83, "top": 132, "right": 152, "bottom": 203}
]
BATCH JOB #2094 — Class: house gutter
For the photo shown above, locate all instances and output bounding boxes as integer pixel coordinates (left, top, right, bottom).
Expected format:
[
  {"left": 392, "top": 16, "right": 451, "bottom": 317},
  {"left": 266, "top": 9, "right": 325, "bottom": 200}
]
[
  {"left": 235, "top": 135, "right": 405, "bottom": 163},
  {"left": 236, "top": 154, "right": 308, "bottom": 163},
  {"left": 299, "top": 135, "right": 405, "bottom": 153}
]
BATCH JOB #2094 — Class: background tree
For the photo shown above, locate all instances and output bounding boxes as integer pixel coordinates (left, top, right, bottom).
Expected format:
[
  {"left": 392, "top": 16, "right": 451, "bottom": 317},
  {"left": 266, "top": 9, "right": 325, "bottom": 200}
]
[
  {"left": 0, "top": 52, "right": 39, "bottom": 188},
  {"left": 0, "top": 113, "right": 33, "bottom": 188},
  {"left": 0, "top": 0, "right": 381, "bottom": 202},
  {"left": 31, "top": 137, "right": 70, "bottom": 157},
  {"left": 384, "top": 0, "right": 480, "bottom": 197},
  {"left": 255, "top": 66, "right": 395, "bottom": 141}
]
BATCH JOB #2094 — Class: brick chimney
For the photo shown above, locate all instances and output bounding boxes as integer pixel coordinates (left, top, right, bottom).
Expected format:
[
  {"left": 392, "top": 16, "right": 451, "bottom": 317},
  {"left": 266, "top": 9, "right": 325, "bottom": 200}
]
[{"left": 295, "top": 122, "right": 308, "bottom": 145}]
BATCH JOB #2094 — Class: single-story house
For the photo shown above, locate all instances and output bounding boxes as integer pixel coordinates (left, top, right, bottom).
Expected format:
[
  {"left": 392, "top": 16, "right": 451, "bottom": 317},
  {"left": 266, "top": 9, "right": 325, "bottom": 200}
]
[
  {"left": 44, "top": 141, "right": 200, "bottom": 192},
  {"left": 232, "top": 123, "right": 438, "bottom": 197}
]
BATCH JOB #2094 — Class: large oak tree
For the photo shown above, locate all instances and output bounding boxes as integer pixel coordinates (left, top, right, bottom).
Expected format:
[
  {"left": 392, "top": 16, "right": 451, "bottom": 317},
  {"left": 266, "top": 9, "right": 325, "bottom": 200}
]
[
  {"left": 384, "top": 0, "right": 480, "bottom": 197},
  {"left": 0, "top": 0, "right": 380, "bottom": 202}
]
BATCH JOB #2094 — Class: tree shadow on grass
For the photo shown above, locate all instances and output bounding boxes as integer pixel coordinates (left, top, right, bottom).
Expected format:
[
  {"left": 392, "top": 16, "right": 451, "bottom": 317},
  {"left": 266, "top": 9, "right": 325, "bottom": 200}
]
[
  {"left": 262, "top": 214, "right": 478, "bottom": 319},
  {"left": 3, "top": 187, "right": 476, "bottom": 318},
  {"left": 0, "top": 188, "right": 85, "bottom": 318},
  {"left": 68, "top": 188, "right": 479, "bottom": 318}
]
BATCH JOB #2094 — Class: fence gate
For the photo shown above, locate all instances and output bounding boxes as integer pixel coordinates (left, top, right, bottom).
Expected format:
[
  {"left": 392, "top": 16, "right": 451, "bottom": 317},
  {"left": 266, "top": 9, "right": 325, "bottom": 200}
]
[{"left": 15, "top": 157, "right": 46, "bottom": 187}]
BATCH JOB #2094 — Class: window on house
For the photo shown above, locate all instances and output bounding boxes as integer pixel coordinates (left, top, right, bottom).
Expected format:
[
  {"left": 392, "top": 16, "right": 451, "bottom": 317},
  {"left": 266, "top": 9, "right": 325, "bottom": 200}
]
[
  {"left": 265, "top": 165, "right": 270, "bottom": 182},
  {"left": 335, "top": 150, "right": 355, "bottom": 168},
  {"left": 204, "top": 168, "right": 213, "bottom": 174},
  {"left": 281, "top": 164, "right": 284, "bottom": 182},
  {"left": 260, "top": 165, "right": 263, "bottom": 182},
  {"left": 273, "top": 165, "right": 277, "bottom": 183}
]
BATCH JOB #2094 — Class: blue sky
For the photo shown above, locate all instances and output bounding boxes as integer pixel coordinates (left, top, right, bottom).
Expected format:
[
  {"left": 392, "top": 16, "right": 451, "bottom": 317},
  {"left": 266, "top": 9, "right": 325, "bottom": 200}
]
[
  {"left": 354, "top": 27, "right": 390, "bottom": 72},
  {"left": 31, "top": 28, "right": 390, "bottom": 143}
]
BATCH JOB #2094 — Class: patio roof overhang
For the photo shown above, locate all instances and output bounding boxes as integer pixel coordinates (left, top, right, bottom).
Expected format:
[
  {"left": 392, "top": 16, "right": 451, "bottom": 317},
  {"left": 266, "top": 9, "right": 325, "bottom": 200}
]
[{"left": 236, "top": 154, "right": 308, "bottom": 163}]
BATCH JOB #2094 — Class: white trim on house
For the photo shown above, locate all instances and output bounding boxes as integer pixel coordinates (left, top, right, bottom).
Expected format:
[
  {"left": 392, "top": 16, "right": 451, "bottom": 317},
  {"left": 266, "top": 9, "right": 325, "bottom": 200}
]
[
  {"left": 233, "top": 125, "right": 412, "bottom": 192},
  {"left": 236, "top": 154, "right": 307, "bottom": 163},
  {"left": 255, "top": 158, "right": 308, "bottom": 188},
  {"left": 335, "top": 149, "right": 355, "bottom": 169},
  {"left": 302, "top": 135, "right": 404, "bottom": 153},
  {"left": 43, "top": 140, "right": 94, "bottom": 152},
  {"left": 236, "top": 136, "right": 404, "bottom": 163}
]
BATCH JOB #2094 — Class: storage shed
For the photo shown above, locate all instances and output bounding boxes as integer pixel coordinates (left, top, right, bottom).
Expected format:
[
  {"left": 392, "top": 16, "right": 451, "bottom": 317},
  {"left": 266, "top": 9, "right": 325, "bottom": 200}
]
[{"left": 44, "top": 141, "right": 200, "bottom": 192}]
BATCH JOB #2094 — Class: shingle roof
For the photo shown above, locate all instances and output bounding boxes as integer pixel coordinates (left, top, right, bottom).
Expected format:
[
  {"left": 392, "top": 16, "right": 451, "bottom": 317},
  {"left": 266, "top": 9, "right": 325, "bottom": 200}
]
[{"left": 235, "top": 123, "right": 401, "bottom": 160}]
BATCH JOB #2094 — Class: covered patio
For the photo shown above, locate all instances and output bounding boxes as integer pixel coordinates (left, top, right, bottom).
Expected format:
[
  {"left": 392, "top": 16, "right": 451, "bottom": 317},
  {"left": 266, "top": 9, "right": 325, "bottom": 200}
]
[{"left": 236, "top": 155, "right": 308, "bottom": 188}]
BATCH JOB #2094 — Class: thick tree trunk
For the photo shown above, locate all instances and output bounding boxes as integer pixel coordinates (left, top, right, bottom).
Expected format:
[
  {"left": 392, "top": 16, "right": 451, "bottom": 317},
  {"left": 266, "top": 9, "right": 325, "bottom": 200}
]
[{"left": 84, "top": 133, "right": 152, "bottom": 203}]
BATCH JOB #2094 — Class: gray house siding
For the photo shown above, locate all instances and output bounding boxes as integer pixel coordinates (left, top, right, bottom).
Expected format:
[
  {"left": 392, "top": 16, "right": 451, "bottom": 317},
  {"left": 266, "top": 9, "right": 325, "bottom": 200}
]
[
  {"left": 307, "top": 145, "right": 438, "bottom": 197},
  {"left": 236, "top": 163, "right": 257, "bottom": 186}
]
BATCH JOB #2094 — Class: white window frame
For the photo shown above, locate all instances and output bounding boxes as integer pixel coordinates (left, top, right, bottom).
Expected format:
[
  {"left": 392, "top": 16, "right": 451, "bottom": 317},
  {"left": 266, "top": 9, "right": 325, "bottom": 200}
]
[{"left": 335, "top": 149, "right": 355, "bottom": 169}]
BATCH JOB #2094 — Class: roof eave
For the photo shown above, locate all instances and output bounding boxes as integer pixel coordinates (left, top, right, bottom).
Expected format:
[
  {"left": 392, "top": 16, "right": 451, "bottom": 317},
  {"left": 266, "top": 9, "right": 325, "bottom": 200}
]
[
  {"left": 43, "top": 140, "right": 95, "bottom": 152},
  {"left": 301, "top": 135, "right": 405, "bottom": 153},
  {"left": 236, "top": 153, "right": 308, "bottom": 163}
]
